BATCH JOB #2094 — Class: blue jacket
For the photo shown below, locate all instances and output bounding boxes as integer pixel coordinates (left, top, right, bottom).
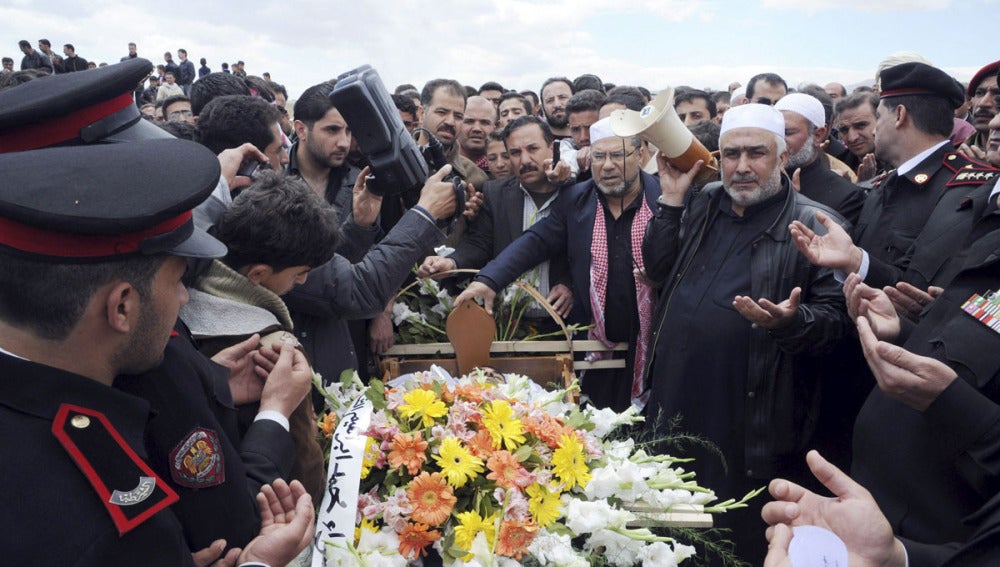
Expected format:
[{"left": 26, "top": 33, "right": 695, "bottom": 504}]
[{"left": 477, "top": 171, "right": 661, "bottom": 325}]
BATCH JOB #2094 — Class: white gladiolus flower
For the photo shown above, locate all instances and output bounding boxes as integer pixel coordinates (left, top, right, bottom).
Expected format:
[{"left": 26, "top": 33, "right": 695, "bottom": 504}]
[
  {"left": 564, "top": 498, "right": 635, "bottom": 534},
  {"left": 604, "top": 438, "right": 636, "bottom": 461},
  {"left": 392, "top": 302, "right": 421, "bottom": 326},
  {"left": 527, "top": 531, "right": 587, "bottom": 567},
  {"left": 637, "top": 541, "right": 679, "bottom": 567},
  {"left": 357, "top": 529, "right": 401, "bottom": 556},
  {"left": 585, "top": 460, "right": 650, "bottom": 501},
  {"left": 431, "top": 302, "right": 450, "bottom": 319},
  {"left": 673, "top": 543, "right": 696, "bottom": 563},
  {"left": 324, "top": 545, "right": 356, "bottom": 567},
  {"left": 585, "top": 529, "right": 646, "bottom": 567},
  {"left": 587, "top": 405, "right": 641, "bottom": 438}
]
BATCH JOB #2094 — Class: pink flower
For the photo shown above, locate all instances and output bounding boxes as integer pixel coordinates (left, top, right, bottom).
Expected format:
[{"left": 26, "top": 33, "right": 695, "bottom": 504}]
[
  {"left": 383, "top": 488, "right": 414, "bottom": 533},
  {"left": 493, "top": 487, "right": 531, "bottom": 522},
  {"left": 357, "top": 489, "right": 382, "bottom": 521}
]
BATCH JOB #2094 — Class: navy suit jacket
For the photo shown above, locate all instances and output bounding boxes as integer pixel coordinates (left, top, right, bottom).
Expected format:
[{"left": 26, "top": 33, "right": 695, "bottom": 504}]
[{"left": 478, "top": 171, "right": 661, "bottom": 325}]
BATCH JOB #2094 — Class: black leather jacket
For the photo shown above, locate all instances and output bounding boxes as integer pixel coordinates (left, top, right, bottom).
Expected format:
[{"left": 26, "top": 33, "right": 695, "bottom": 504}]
[{"left": 642, "top": 178, "right": 852, "bottom": 479}]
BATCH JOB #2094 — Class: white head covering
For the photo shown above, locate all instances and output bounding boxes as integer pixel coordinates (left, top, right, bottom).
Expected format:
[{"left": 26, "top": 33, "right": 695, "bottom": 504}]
[
  {"left": 589, "top": 117, "right": 616, "bottom": 144},
  {"left": 774, "top": 93, "right": 825, "bottom": 129},
  {"left": 719, "top": 103, "right": 785, "bottom": 138}
]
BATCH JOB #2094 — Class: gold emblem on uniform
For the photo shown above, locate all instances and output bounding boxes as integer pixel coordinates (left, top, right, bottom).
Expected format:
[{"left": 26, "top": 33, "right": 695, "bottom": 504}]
[
  {"left": 71, "top": 415, "right": 90, "bottom": 428},
  {"left": 914, "top": 173, "right": 929, "bottom": 184},
  {"left": 169, "top": 427, "right": 225, "bottom": 488},
  {"left": 948, "top": 155, "right": 957, "bottom": 161}
]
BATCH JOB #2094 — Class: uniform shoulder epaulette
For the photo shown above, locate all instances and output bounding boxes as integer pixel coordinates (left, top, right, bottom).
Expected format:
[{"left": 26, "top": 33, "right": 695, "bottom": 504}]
[
  {"left": 943, "top": 151, "right": 995, "bottom": 173},
  {"left": 52, "top": 404, "right": 179, "bottom": 535},
  {"left": 947, "top": 165, "right": 998, "bottom": 188}
]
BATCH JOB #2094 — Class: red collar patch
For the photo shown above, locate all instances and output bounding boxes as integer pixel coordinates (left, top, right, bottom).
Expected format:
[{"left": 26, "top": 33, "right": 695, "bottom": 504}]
[{"left": 168, "top": 427, "right": 225, "bottom": 488}]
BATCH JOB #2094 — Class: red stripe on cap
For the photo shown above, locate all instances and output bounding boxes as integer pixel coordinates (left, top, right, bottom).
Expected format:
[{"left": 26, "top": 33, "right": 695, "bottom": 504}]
[
  {"left": 0, "top": 93, "right": 135, "bottom": 152},
  {"left": 0, "top": 211, "right": 191, "bottom": 258},
  {"left": 880, "top": 88, "right": 935, "bottom": 98}
]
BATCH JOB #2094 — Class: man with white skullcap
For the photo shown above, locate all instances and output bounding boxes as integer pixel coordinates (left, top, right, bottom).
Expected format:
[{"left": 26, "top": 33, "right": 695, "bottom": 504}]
[
  {"left": 456, "top": 116, "right": 663, "bottom": 412},
  {"left": 776, "top": 93, "right": 866, "bottom": 224},
  {"left": 642, "top": 103, "right": 852, "bottom": 562}
]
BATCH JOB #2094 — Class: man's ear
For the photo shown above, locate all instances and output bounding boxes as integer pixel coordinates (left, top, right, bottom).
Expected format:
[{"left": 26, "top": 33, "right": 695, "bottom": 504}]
[
  {"left": 241, "top": 264, "right": 272, "bottom": 286},
  {"left": 293, "top": 119, "right": 307, "bottom": 141},
  {"left": 895, "top": 105, "right": 908, "bottom": 128},
  {"left": 814, "top": 124, "right": 828, "bottom": 146},
  {"left": 104, "top": 282, "right": 140, "bottom": 334}
]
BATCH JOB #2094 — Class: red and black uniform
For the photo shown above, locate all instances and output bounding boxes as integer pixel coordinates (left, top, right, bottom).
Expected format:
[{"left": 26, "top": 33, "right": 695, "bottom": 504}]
[{"left": 0, "top": 352, "right": 196, "bottom": 566}]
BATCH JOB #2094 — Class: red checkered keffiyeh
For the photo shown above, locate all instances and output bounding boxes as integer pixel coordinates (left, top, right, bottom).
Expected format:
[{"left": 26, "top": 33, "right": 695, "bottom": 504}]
[{"left": 587, "top": 195, "right": 654, "bottom": 407}]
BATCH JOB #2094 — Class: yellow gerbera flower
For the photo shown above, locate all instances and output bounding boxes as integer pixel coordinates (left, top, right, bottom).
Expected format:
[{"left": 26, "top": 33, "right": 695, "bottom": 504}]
[
  {"left": 433, "top": 437, "right": 484, "bottom": 488},
  {"left": 525, "top": 483, "right": 563, "bottom": 527},
  {"left": 481, "top": 400, "right": 526, "bottom": 451},
  {"left": 399, "top": 388, "right": 448, "bottom": 427},
  {"left": 552, "top": 433, "right": 592, "bottom": 490},
  {"left": 453, "top": 510, "right": 497, "bottom": 553}
]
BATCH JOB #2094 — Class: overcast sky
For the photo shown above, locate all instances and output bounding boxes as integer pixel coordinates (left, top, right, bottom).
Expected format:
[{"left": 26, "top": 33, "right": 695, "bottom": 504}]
[{"left": 5, "top": 0, "right": 996, "bottom": 101}]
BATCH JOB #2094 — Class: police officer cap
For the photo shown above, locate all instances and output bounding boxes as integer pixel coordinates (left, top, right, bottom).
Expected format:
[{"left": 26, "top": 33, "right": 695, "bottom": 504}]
[
  {"left": 0, "top": 139, "right": 226, "bottom": 261},
  {"left": 0, "top": 58, "right": 170, "bottom": 153},
  {"left": 878, "top": 62, "right": 965, "bottom": 109}
]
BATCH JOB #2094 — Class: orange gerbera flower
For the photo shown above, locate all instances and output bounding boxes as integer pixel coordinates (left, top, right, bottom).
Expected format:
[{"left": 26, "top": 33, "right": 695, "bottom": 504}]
[
  {"left": 318, "top": 412, "right": 337, "bottom": 438},
  {"left": 466, "top": 428, "right": 495, "bottom": 459},
  {"left": 398, "top": 522, "right": 442, "bottom": 559},
  {"left": 523, "top": 413, "right": 569, "bottom": 449},
  {"left": 406, "top": 471, "right": 456, "bottom": 526},
  {"left": 388, "top": 431, "right": 429, "bottom": 475},
  {"left": 486, "top": 450, "right": 532, "bottom": 489},
  {"left": 453, "top": 383, "right": 486, "bottom": 404},
  {"left": 495, "top": 519, "right": 538, "bottom": 560}
]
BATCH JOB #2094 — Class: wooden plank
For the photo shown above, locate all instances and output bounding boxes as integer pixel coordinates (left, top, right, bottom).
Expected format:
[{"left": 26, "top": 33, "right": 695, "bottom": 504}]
[
  {"left": 383, "top": 340, "right": 628, "bottom": 356},
  {"left": 626, "top": 504, "right": 713, "bottom": 528},
  {"left": 626, "top": 512, "right": 713, "bottom": 528},
  {"left": 383, "top": 343, "right": 455, "bottom": 356},
  {"left": 573, "top": 360, "right": 626, "bottom": 370}
]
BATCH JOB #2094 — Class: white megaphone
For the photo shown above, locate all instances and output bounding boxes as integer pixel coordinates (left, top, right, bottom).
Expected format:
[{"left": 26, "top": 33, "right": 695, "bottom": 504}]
[{"left": 610, "top": 87, "right": 718, "bottom": 180}]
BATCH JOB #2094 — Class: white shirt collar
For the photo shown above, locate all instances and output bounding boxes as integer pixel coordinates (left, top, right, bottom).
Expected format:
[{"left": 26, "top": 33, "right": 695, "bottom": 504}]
[{"left": 896, "top": 140, "right": 950, "bottom": 176}]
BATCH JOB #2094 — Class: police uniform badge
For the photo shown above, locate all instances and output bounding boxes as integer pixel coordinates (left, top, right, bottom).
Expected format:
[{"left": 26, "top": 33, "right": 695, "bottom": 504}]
[{"left": 169, "top": 427, "right": 225, "bottom": 488}]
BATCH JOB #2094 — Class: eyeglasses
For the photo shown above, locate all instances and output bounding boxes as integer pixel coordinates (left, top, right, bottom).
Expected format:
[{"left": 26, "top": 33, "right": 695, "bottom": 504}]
[
  {"left": 168, "top": 109, "right": 193, "bottom": 120},
  {"left": 591, "top": 147, "right": 638, "bottom": 164}
]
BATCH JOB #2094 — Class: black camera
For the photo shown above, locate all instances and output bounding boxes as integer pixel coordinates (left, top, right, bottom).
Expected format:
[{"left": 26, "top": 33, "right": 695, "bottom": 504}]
[
  {"left": 236, "top": 159, "right": 271, "bottom": 179},
  {"left": 330, "top": 65, "right": 464, "bottom": 229}
]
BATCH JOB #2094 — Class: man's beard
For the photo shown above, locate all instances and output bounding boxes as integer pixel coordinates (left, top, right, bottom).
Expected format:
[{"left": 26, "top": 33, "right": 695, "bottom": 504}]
[
  {"left": 724, "top": 166, "right": 783, "bottom": 208},
  {"left": 596, "top": 169, "right": 640, "bottom": 198},
  {"left": 544, "top": 109, "right": 568, "bottom": 129},
  {"left": 306, "top": 130, "right": 344, "bottom": 169},
  {"left": 786, "top": 141, "right": 816, "bottom": 169},
  {"left": 113, "top": 300, "right": 167, "bottom": 375}
]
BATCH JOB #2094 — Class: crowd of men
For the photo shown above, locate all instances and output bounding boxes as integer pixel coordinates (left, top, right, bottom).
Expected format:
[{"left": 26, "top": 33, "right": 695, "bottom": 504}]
[
  {"left": 3, "top": 40, "right": 246, "bottom": 93},
  {"left": 0, "top": 40, "right": 999, "bottom": 566}
]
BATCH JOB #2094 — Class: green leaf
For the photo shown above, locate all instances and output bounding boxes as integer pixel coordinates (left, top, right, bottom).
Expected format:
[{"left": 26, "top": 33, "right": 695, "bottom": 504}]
[
  {"left": 366, "top": 380, "right": 387, "bottom": 411},
  {"left": 514, "top": 443, "right": 534, "bottom": 463}
]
